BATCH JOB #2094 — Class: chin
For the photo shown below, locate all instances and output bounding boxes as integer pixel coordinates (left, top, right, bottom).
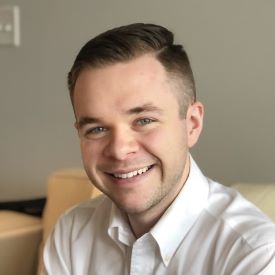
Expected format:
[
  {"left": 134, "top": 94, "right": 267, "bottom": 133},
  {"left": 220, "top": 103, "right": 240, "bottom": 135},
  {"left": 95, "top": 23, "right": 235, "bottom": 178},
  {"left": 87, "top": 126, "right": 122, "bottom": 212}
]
[
  {"left": 112, "top": 197, "right": 148, "bottom": 215},
  {"left": 114, "top": 195, "right": 160, "bottom": 216}
]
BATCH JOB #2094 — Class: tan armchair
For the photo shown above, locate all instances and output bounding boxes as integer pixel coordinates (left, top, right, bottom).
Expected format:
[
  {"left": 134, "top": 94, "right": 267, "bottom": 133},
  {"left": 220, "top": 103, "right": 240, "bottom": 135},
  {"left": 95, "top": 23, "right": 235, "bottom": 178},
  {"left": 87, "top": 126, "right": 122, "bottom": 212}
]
[
  {"left": 0, "top": 210, "right": 42, "bottom": 275},
  {"left": 0, "top": 170, "right": 275, "bottom": 275},
  {"left": 0, "top": 168, "right": 101, "bottom": 275}
]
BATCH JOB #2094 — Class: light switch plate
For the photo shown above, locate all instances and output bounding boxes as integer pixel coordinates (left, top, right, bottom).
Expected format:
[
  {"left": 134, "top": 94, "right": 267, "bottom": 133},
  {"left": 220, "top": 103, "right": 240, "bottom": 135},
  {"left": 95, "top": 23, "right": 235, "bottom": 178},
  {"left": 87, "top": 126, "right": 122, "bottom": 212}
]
[{"left": 0, "top": 5, "right": 20, "bottom": 47}]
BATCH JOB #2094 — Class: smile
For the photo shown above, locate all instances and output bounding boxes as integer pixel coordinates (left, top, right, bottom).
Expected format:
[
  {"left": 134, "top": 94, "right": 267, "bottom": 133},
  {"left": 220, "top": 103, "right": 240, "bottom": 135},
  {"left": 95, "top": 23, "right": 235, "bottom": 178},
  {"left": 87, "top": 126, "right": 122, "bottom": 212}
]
[{"left": 111, "top": 165, "right": 153, "bottom": 179}]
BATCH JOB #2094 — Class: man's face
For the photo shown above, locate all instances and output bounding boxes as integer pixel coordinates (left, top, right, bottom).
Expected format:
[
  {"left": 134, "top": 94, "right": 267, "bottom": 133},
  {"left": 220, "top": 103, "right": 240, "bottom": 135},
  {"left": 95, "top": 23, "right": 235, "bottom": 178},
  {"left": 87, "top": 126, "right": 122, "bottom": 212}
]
[{"left": 73, "top": 55, "right": 203, "bottom": 216}]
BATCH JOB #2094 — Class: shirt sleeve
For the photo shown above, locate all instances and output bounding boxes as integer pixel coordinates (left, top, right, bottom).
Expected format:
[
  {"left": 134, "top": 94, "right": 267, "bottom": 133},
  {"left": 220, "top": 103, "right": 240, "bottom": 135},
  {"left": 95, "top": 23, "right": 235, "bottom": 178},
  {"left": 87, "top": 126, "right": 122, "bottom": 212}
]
[
  {"left": 228, "top": 243, "right": 275, "bottom": 275},
  {"left": 42, "top": 215, "right": 72, "bottom": 275}
]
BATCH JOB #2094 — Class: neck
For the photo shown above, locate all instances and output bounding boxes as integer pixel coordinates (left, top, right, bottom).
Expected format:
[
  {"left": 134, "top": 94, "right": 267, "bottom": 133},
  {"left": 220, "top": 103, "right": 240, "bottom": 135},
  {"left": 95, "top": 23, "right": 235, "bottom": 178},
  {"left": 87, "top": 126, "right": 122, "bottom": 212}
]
[{"left": 127, "top": 156, "right": 191, "bottom": 238}]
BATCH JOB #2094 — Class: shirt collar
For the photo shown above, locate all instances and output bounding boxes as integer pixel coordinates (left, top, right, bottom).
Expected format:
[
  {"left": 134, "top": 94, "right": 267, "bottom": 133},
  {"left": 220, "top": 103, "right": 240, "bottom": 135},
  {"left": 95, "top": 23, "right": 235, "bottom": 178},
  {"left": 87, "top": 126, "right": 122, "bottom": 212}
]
[
  {"left": 150, "top": 156, "right": 209, "bottom": 266},
  {"left": 107, "top": 155, "right": 209, "bottom": 265},
  {"left": 108, "top": 201, "right": 136, "bottom": 246}
]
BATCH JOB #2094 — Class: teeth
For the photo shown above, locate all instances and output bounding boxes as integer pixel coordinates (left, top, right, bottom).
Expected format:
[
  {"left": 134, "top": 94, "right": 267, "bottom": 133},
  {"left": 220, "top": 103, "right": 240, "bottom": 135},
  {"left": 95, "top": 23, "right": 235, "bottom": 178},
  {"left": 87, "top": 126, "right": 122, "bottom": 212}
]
[{"left": 113, "top": 166, "right": 151, "bottom": 179}]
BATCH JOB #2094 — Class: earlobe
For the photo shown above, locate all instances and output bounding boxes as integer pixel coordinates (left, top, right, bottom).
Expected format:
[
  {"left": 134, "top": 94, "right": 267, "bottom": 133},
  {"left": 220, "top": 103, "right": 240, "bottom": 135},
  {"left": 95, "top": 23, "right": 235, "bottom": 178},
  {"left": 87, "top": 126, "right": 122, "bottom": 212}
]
[{"left": 186, "top": 102, "right": 204, "bottom": 148}]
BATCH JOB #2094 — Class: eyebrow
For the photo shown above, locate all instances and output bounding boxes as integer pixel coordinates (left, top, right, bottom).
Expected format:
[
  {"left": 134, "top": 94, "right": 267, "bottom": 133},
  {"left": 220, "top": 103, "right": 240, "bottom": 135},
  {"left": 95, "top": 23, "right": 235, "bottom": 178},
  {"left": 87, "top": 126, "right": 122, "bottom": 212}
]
[
  {"left": 126, "top": 103, "right": 163, "bottom": 115},
  {"left": 77, "top": 103, "right": 163, "bottom": 129},
  {"left": 77, "top": 117, "right": 101, "bottom": 129}
]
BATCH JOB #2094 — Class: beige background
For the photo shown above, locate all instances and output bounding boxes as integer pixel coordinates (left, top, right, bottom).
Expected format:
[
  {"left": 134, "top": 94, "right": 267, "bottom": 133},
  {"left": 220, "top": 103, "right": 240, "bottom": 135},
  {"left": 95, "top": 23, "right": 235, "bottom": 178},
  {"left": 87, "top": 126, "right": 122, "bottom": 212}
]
[{"left": 0, "top": 0, "right": 275, "bottom": 201}]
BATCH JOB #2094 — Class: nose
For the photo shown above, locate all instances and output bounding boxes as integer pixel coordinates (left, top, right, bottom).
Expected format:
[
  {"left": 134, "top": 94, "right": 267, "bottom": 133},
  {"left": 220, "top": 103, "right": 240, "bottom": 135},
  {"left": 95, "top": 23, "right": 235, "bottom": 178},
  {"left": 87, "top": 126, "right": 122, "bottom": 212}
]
[{"left": 103, "top": 128, "right": 139, "bottom": 160}]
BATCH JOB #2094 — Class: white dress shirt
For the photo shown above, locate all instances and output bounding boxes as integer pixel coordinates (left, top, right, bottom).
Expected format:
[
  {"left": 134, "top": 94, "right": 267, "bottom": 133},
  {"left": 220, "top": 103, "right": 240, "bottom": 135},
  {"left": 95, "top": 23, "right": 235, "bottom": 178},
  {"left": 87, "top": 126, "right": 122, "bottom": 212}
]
[{"left": 43, "top": 158, "right": 275, "bottom": 275}]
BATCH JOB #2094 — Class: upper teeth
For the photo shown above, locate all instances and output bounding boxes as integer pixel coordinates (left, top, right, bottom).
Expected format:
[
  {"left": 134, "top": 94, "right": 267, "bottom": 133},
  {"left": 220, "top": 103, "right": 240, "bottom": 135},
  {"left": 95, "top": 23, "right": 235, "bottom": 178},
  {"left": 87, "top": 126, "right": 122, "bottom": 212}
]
[{"left": 113, "top": 166, "right": 150, "bottom": 179}]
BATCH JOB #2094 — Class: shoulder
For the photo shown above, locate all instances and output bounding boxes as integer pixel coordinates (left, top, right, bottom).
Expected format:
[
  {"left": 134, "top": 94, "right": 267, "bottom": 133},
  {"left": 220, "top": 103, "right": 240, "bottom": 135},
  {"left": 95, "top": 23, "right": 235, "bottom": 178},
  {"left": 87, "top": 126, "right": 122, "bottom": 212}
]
[
  {"left": 64, "top": 194, "right": 108, "bottom": 216},
  {"left": 55, "top": 194, "right": 112, "bottom": 234},
  {"left": 206, "top": 180, "right": 275, "bottom": 248},
  {"left": 200, "top": 180, "right": 275, "bottom": 273},
  {"left": 43, "top": 196, "right": 112, "bottom": 275}
]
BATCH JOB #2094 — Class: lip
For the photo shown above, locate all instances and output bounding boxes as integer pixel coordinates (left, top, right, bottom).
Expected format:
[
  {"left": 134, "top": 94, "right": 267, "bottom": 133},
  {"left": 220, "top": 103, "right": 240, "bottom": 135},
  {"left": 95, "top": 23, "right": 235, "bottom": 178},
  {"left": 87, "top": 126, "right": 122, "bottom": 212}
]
[
  {"left": 105, "top": 164, "right": 155, "bottom": 186},
  {"left": 106, "top": 164, "right": 153, "bottom": 175}
]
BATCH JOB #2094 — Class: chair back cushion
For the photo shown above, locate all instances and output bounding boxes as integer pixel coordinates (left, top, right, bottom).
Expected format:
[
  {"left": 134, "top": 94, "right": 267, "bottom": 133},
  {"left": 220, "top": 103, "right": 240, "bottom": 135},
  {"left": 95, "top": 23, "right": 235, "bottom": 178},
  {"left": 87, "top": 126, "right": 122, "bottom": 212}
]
[
  {"left": 38, "top": 169, "right": 101, "bottom": 274},
  {"left": 42, "top": 168, "right": 101, "bottom": 241}
]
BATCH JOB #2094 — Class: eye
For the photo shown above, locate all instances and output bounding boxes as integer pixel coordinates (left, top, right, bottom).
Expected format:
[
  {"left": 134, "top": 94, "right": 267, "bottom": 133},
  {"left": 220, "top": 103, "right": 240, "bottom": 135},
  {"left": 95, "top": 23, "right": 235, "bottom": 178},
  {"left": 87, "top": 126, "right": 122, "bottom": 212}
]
[
  {"left": 84, "top": 126, "right": 107, "bottom": 138},
  {"left": 136, "top": 118, "right": 154, "bottom": 126}
]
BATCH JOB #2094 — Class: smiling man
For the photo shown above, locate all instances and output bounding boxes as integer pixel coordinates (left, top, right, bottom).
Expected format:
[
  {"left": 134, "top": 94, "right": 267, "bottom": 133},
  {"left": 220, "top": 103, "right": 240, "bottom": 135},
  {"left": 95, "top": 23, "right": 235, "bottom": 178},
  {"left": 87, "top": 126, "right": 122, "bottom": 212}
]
[{"left": 43, "top": 23, "right": 275, "bottom": 275}]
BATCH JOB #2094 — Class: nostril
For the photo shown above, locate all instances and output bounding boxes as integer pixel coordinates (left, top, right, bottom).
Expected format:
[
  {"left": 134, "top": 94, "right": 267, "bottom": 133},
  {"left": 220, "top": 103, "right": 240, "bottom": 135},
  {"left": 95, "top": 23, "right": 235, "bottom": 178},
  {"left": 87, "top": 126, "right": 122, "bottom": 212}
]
[{"left": 103, "top": 135, "right": 139, "bottom": 160}]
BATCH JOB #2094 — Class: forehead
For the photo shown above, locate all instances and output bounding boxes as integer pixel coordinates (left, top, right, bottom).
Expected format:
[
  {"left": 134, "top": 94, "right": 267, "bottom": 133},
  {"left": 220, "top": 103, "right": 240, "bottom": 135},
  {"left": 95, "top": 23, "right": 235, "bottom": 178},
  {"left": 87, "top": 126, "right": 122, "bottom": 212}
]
[
  {"left": 73, "top": 55, "right": 181, "bottom": 118},
  {"left": 75, "top": 54, "right": 168, "bottom": 87}
]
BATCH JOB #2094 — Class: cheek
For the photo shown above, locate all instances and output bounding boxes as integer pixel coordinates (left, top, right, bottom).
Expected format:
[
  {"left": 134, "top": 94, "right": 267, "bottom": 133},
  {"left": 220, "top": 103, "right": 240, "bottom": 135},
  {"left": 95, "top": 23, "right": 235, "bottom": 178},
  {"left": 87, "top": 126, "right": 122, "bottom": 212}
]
[
  {"left": 141, "top": 128, "right": 164, "bottom": 148},
  {"left": 80, "top": 140, "right": 100, "bottom": 165},
  {"left": 141, "top": 126, "right": 180, "bottom": 155},
  {"left": 144, "top": 123, "right": 187, "bottom": 145}
]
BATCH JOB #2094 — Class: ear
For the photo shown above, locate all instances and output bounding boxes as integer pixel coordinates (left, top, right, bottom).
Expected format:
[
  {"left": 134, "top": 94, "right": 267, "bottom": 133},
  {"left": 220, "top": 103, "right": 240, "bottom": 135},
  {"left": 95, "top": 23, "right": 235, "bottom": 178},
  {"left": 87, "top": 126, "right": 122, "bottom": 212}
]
[{"left": 186, "top": 101, "right": 204, "bottom": 148}]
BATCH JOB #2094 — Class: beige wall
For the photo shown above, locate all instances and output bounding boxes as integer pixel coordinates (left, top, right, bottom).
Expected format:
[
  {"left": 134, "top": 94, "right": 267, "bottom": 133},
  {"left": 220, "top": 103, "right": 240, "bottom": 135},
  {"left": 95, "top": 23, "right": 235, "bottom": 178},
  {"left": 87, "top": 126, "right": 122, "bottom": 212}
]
[{"left": 1, "top": 0, "right": 275, "bottom": 200}]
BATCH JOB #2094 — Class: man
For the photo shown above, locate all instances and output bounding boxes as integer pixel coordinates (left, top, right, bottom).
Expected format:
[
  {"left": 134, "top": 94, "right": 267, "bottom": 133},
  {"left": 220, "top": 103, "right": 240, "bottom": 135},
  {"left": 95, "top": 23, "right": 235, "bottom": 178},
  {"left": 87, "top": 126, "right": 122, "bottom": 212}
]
[{"left": 43, "top": 23, "right": 275, "bottom": 274}]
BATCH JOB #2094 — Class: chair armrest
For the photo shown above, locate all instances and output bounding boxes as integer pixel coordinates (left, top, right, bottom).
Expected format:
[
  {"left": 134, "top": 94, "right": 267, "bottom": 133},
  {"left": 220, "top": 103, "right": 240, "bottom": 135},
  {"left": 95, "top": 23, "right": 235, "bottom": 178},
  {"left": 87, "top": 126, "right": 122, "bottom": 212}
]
[{"left": 0, "top": 210, "right": 42, "bottom": 275}]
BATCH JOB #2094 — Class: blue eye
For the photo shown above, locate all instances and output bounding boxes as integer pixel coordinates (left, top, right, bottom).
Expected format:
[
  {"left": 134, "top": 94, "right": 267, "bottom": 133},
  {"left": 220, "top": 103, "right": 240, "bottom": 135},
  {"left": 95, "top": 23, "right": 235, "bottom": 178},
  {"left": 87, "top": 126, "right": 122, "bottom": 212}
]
[
  {"left": 85, "top": 127, "right": 106, "bottom": 136},
  {"left": 137, "top": 118, "right": 153, "bottom": 126}
]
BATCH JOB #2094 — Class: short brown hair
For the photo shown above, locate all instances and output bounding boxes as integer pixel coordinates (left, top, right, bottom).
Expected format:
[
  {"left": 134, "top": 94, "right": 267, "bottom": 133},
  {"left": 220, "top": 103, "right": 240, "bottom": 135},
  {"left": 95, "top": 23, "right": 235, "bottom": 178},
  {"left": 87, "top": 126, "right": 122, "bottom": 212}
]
[{"left": 68, "top": 23, "right": 196, "bottom": 116}]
